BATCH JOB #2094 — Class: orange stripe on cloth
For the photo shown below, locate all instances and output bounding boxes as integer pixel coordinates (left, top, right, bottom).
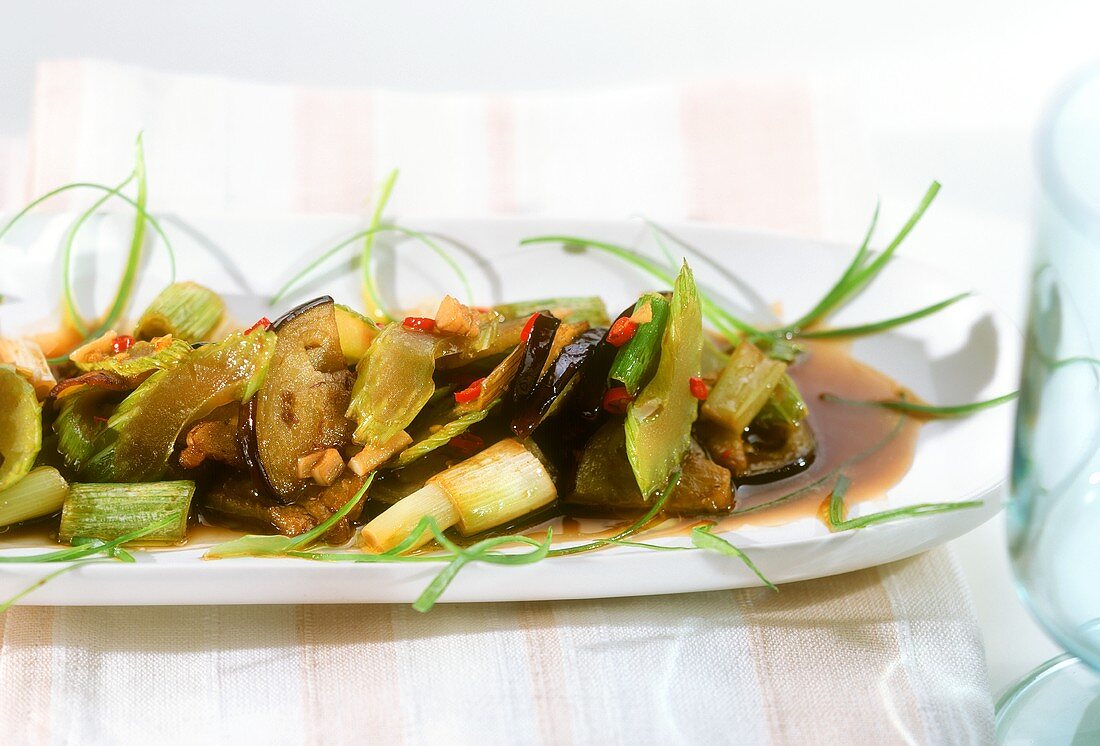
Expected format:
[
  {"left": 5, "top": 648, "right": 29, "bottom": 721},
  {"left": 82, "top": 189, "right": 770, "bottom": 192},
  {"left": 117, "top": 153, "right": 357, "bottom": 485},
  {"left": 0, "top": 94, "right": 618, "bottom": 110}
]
[
  {"left": 517, "top": 602, "right": 574, "bottom": 745},
  {"left": 296, "top": 605, "right": 404, "bottom": 745},
  {"left": 679, "top": 80, "right": 821, "bottom": 235},
  {"left": 737, "top": 565, "right": 928, "bottom": 745},
  {"left": 27, "top": 60, "right": 87, "bottom": 204},
  {"left": 292, "top": 89, "right": 375, "bottom": 213},
  {"left": 485, "top": 96, "right": 519, "bottom": 215},
  {"left": 0, "top": 607, "right": 55, "bottom": 744}
]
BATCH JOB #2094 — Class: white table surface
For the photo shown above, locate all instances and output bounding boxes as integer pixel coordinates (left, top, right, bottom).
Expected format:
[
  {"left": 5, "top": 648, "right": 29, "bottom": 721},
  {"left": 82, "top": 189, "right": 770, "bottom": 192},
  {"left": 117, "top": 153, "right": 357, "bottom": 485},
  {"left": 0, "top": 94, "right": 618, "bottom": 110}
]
[{"left": 3, "top": 0, "right": 1097, "bottom": 695}]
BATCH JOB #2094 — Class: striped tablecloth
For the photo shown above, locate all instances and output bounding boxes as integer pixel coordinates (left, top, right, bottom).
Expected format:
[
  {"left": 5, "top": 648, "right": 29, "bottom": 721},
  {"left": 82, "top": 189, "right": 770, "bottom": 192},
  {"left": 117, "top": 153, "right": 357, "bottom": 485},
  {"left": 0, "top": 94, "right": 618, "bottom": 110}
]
[{"left": 0, "top": 59, "right": 994, "bottom": 745}]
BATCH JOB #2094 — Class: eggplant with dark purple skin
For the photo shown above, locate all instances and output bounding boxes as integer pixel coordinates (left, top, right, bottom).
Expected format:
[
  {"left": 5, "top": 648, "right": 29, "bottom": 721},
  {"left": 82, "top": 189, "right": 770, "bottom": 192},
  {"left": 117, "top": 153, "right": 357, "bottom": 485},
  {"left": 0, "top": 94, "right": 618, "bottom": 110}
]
[
  {"left": 239, "top": 296, "right": 354, "bottom": 503},
  {"left": 511, "top": 328, "right": 604, "bottom": 439},
  {"left": 568, "top": 302, "right": 635, "bottom": 422},
  {"left": 565, "top": 420, "right": 732, "bottom": 516},
  {"left": 509, "top": 312, "right": 559, "bottom": 409}
]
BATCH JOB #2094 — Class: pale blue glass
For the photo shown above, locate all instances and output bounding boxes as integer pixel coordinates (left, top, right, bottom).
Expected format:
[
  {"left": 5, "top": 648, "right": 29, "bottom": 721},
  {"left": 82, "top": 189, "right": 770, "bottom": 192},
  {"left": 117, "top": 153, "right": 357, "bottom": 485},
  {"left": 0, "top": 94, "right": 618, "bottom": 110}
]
[{"left": 998, "top": 68, "right": 1100, "bottom": 742}]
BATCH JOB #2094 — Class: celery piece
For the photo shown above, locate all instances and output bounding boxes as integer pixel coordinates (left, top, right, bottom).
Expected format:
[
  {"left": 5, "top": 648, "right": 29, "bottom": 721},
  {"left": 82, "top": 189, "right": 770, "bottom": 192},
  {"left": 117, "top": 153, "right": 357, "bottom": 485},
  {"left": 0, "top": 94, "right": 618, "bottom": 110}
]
[
  {"left": 754, "top": 374, "right": 809, "bottom": 427},
  {"left": 493, "top": 296, "right": 610, "bottom": 326},
  {"left": 83, "top": 331, "right": 276, "bottom": 482},
  {"left": 71, "top": 335, "right": 193, "bottom": 378},
  {"left": 625, "top": 263, "right": 703, "bottom": 498},
  {"left": 390, "top": 401, "right": 499, "bottom": 468},
  {"left": 134, "top": 282, "right": 226, "bottom": 342},
  {"left": 702, "top": 341, "right": 787, "bottom": 432},
  {"left": 0, "top": 467, "right": 69, "bottom": 528},
  {"left": 609, "top": 293, "right": 670, "bottom": 395},
  {"left": 60, "top": 481, "right": 195, "bottom": 545},
  {"left": 346, "top": 324, "right": 445, "bottom": 448},
  {"left": 53, "top": 385, "right": 121, "bottom": 471},
  {"left": 0, "top": 366, "right": 42, "bottom": 492}
]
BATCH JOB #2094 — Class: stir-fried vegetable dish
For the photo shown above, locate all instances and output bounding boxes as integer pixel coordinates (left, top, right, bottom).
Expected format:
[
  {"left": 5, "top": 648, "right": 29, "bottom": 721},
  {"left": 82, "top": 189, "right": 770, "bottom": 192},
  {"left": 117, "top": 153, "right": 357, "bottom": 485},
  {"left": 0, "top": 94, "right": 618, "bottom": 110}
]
[{"left": 0, "top": 153, "right": 1015, "bottom": 610}]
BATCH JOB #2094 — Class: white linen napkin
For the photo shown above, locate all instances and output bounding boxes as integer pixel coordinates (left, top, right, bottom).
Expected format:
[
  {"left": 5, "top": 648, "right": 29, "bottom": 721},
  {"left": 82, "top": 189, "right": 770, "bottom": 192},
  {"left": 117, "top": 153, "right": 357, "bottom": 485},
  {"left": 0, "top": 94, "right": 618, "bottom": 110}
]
[{"left": 0, "top": 59, "right": 994, "bottom": 745}]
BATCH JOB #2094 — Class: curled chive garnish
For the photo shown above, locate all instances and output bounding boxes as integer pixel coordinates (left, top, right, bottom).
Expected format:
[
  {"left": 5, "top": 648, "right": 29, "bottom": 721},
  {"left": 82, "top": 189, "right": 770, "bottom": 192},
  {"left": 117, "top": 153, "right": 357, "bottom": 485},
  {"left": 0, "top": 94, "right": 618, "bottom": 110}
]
[
  {"left": 521, "top": 235, "right": 763, "bottom": 342},
  {"left": 0, "top": 515, "right": 177, "bottom": 612},
  {"left": 362, "top": 169, "right": 399, "bottom": 322},
  {"left": 825, "top": 474, "right": 982, "bottom": 532},
  {"left": 691, "top": 523, "right": 776, "bottom": 591},
  {"left": 781, "top": 182, "right": 941, "bottom": 334},
  {"left": 820, "top": 391, "right": 1018, "bottom": 418},
  {"left": 793, "top": 292, "right": 971, "bottom": 340}
]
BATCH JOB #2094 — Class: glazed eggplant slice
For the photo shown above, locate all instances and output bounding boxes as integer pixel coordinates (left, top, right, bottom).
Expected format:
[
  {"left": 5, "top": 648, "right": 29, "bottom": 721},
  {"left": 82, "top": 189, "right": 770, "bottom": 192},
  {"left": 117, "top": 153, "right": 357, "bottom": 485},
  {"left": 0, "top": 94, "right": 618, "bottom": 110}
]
[
  {"left": 509, "top": 312, "right": 559, "bottom": 409},
  {"left": 566, "top": 420, "right": 732, "bottom": 516},
  {"left": 512, "top": 328, "right": 603, "bottom": 439},
  {"left": 244, "top": 297, "right": 354, "bottom": 502},
  {"left": 698, "top": 418, "right": 816, "bottom": 485}
]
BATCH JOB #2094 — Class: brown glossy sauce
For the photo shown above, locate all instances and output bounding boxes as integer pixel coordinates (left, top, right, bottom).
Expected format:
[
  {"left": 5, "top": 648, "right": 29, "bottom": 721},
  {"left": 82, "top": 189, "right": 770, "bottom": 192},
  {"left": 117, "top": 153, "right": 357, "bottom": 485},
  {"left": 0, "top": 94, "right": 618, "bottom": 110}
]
[
  {"left": 507, "top": 340, "right": 924, "bottom": 543},
  {"left": 0, "top": 340, "right": 922, "bottom": 551}
]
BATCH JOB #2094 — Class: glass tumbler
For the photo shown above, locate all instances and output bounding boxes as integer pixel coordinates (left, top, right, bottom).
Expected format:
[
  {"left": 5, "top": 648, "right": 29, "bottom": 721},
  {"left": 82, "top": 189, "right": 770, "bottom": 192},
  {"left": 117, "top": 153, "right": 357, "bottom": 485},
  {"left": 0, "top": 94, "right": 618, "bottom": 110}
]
[{"left": 997, "top": 68, "right": 1100, "bottom": 743}]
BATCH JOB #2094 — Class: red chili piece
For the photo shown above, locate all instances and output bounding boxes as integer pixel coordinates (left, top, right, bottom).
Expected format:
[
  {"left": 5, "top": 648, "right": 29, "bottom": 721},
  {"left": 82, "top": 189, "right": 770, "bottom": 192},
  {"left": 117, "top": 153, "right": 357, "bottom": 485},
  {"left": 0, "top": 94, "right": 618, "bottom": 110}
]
[
  {"left": 111, "top": 335, "right": 135, "bottom": 354},
  {"left": 402, "top": 316, "right": 436, "bottom": 333},
  {"left": 601, "top": 386, "right": 633, "bottom": 414},
  {"left": 448, "top": 432, "right": 484, "bottom": 456},
  {"left": 689, "top": 377, "right": 710, "bottom": 400},
  {"left": 454, "top": 377, "right": 485, "bottom": 404},
  {"left": 606, "top": 317, "right": 638, "bottom": 347},
  {"left": 520, "top": 312, "right": 539, "bottom": 342},
  {"left": 245, "top": 317, "right": 272, "bottom": 335}
]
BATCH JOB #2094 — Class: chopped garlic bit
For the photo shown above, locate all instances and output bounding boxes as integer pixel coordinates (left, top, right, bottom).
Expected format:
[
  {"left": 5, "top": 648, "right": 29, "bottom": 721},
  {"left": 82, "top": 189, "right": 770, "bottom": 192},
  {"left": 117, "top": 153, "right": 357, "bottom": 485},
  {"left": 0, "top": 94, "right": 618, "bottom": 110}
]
[
  {"left": 68, "top": 330, "right": 119, "bottom": 366},
  {"left": 434, "top": 295, "right": 479, "bottom": 337},
  {"left": 348, "top": 431, "right": 414, "bottom": 476},
  {"left": 629, "top": 301, "right": 653, "bottom": 325},
  {"left": 0, "top": 336, "right": 57, "bottom": 398},
  {"left": 310, "top": 448, "right": 346, "bottom": 486}
]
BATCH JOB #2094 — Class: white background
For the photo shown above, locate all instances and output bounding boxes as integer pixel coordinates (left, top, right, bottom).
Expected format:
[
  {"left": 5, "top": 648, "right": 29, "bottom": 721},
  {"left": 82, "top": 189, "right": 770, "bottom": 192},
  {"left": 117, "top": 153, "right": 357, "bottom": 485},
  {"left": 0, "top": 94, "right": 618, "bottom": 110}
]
[{"left": 4, "top": 0, "right": 1099, "bottom": 693}]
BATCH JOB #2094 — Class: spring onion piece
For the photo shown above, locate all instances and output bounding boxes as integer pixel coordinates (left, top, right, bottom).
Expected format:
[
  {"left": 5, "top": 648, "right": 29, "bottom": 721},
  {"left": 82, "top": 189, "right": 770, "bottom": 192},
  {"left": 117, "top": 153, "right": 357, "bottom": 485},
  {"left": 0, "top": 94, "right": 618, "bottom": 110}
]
[
  {"left": 0, "top": 467, "right": 69, "bottom": 528},
  {"left": 59, "top": 481, "right": 194, "bottom": 545},
  {"left": 782, "top": 183, "right": 940, "bottom": 333},
  {"left": 205, "top": 473, "right": 376, "bottom": 558},
  {"left": 793, "top": 293, "right": 971, "bottom": 340},
  {"left": 133, "top": 282, "right": 226, "bottom": 341},
  {"left": 83, "top": 330, "right": 276, "bottom": 482},
  {"left": 361, "top": 438, "right": 557, "bottom": 552},
  {"left": 625, "top": 264, "right": 703, "bottom": 498},
  {"left": 691, "top": 524, "right": 776, "bottom": 591},
  {"left": 390, "top": 401, "right": 499, "bottom": 468},
  {"left": 609, "top": 293, "right": 670, "bottom": 395},
  {"left": 825, "top": 475, "right": 982, "bottom": 532},
  {"left": 702, "top": 340, "right": 786, "bottom": 432},
  {"left": 820, "top": 391, "right": 1018, "bottom": 418},
  {"left": 0, "top": 366, "right": 42, "bottom": 492},
  {"left": 494, "top": 297, "right": 611, "bottom": 326},
  {"left": 346, "top": 324, "right": 445, "bottom": 447}
]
